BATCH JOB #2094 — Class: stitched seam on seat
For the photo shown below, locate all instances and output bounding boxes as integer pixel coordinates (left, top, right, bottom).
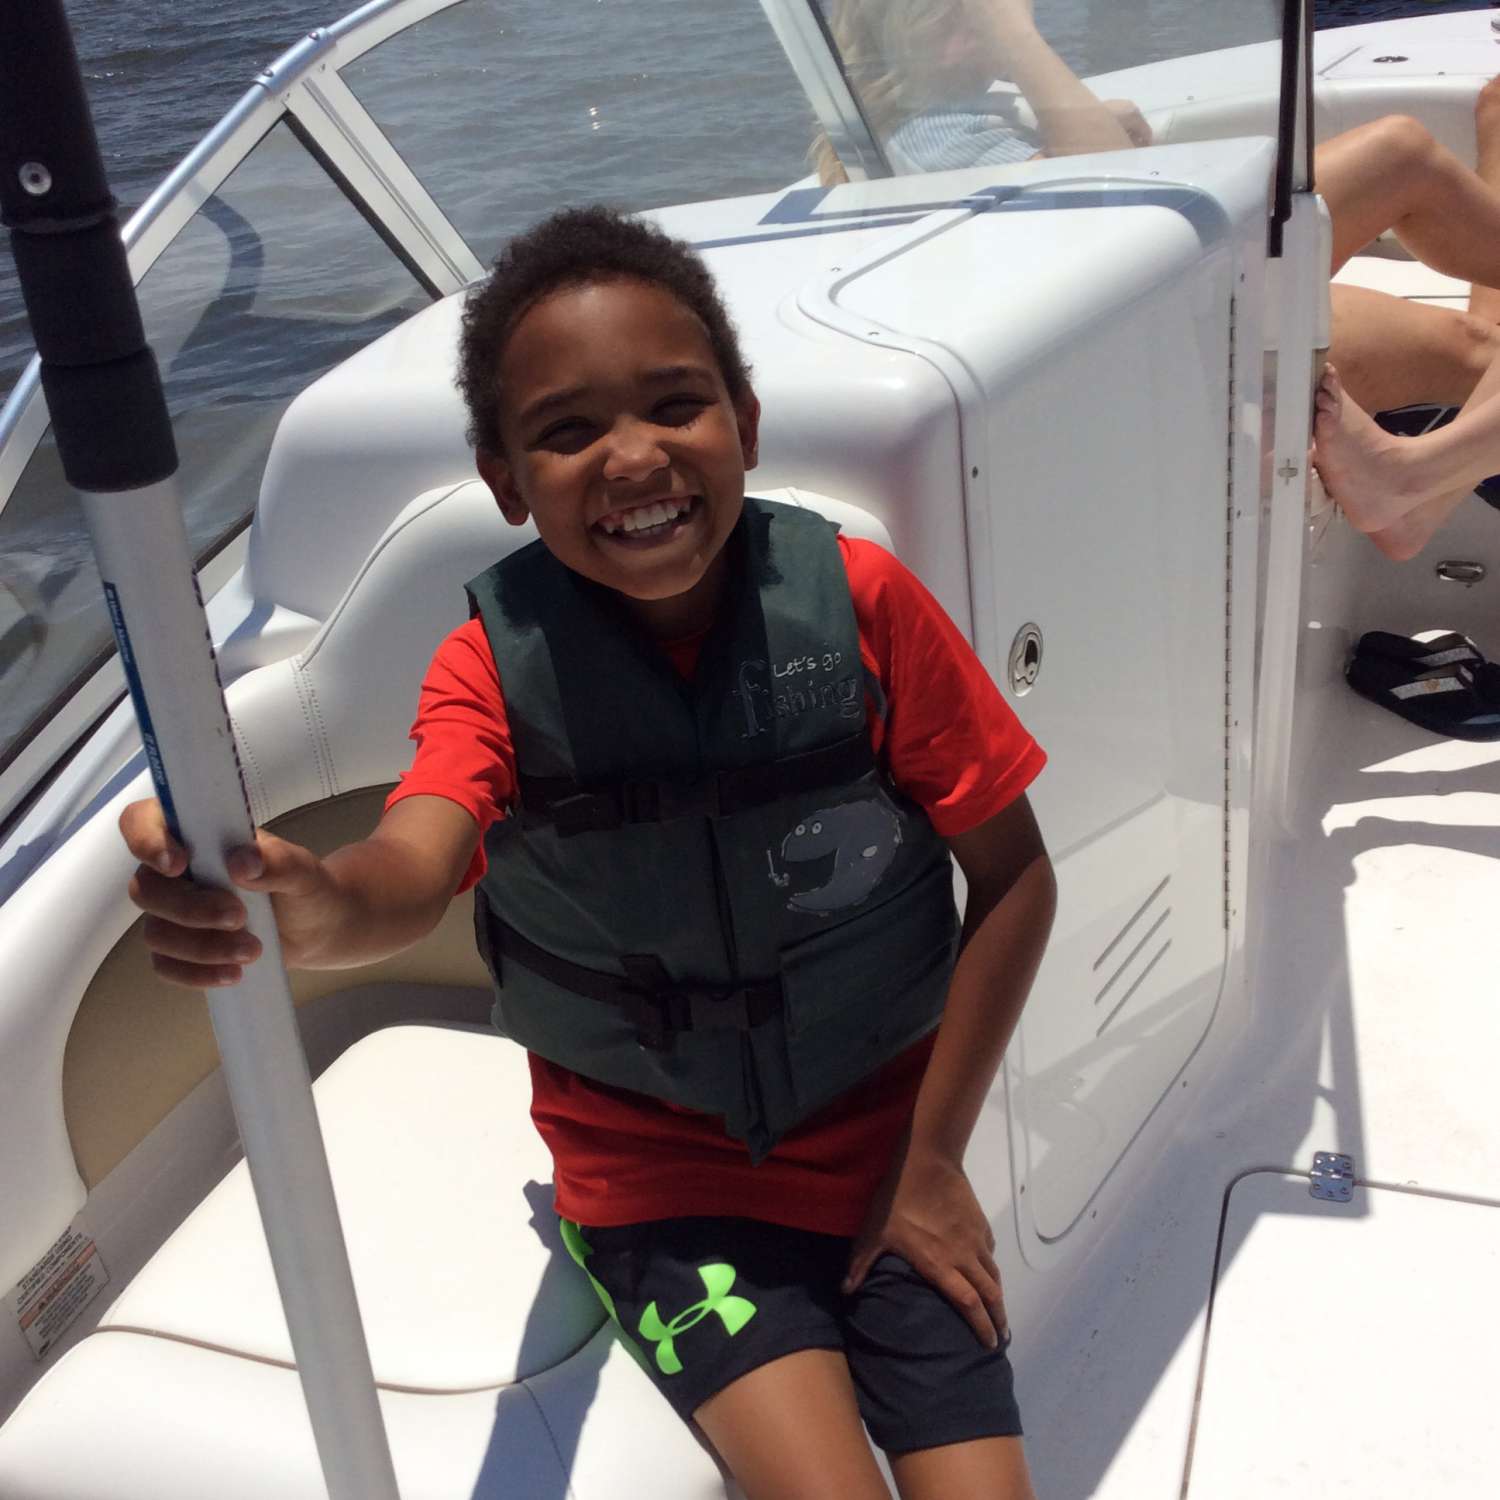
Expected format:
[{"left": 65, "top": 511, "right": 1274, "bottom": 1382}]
[
  {"left": 289, "top": 666, "right": 335, "bottom": 801},
  {"left": 299, "top": 668, "right": 339, "bottom": 798},
  {"left": 92, "top": 1324, "right": 537, "bottom": 1395},
  {"left": 232, "top": 714, "right": 267, "bottom": 826}
]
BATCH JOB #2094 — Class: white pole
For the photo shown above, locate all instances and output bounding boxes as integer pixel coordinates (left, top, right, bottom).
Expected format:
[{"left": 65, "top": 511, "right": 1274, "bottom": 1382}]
[
  {"left": 82, "top": 478, "right": 402, "bottom": 1499},
  {"left": 1, "top": 3, "right": 402, "bottom": 1487}
]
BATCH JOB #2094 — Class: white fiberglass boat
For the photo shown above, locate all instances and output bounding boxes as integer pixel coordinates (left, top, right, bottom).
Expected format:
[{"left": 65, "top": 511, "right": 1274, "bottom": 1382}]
[{"left": 0, "top": 2, "right": 1497, "bottom": 1495}]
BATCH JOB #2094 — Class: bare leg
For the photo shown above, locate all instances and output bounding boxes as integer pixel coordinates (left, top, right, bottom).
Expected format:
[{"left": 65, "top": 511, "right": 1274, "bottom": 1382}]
[
  {"left": 892, "top": 1435, "right": 1037, "bottom": 1500},
  {"left": 1328, "top": 284, "right": 1499, "bottom": 414},
  {"left": 1317, "top": 81, "right": 1500, "bottom": 281},
  {"left": 1314, "top": 354, "right": 1500, "bottom": 556},
  {"left": 694, "top": 1348, "right": 893, "bottom": 1500},
  {"left": 1470, "top": 81, "right": 1500, "bottom": 324}
]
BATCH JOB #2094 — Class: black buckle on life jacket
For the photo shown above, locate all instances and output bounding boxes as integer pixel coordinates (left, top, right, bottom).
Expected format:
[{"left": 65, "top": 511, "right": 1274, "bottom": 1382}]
[
  {"left": 546, "top": 779, "right": 718, "bottom": 835},
  {"left": 549, "top": 789, "right": 623, "bottom": 836},
  {"left": 620, "top": 954, "right": 778, "bottom": 1050}
]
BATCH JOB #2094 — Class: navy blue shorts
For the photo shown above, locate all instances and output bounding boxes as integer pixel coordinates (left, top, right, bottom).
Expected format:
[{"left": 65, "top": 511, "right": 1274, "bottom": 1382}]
[{"left": 561, "top": 1214, "right": 1022, "bottom": 1456}]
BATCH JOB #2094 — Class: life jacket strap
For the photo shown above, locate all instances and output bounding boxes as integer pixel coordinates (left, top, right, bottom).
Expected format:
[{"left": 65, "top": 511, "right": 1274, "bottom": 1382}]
[
  {"left": 516, "top": 734, "right": 874, "bottom": 837},
  {"left": 495, "top": 919, "right": 783, "bottom": 1051}
]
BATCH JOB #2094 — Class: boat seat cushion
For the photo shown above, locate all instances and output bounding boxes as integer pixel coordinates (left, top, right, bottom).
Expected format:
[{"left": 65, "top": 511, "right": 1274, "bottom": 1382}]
[
  {"left": 0, "top": 1324, "right": 730, "bottom": 1500},
  {"left": 101, "top": 1023, "right": 603, "bottom": 1390}
]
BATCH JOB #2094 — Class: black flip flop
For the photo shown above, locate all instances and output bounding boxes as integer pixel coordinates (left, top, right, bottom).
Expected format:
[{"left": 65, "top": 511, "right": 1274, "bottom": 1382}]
[
  {"left": 1346, "top": 648, "right": 1500, "bottom": 740},
  {"left": 1353, "top": 630, "right": 1485, "bottom": 673},
  {"left": 1352, "top": 630, "right": 1500, "bottom": 702},
  {"left": 1374, "top": 405, "right": 1500, "bottom": 512}
]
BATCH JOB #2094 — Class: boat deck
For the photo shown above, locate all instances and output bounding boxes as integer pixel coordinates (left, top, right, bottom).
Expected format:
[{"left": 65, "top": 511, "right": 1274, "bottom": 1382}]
[{"left": 1025, "top": 504, "right": 1500, "bottom": 1495}]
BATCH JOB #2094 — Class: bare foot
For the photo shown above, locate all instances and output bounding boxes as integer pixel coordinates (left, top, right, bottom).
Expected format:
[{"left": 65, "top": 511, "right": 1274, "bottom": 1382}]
[
  {"left": 1311, "top": 365, "right": 1427, "bottom": 533},
  {"left": 1366, "top": 478, "right": 1477, "bottom": 562}
]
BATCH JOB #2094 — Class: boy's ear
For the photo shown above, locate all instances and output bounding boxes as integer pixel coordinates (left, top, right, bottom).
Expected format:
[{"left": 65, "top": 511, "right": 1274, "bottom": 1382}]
[
  {"left": 476, "top": 447, "right": 530, "bottom": 526},
  {"left": 736, "top": 390, "right": 762, "bottom": 472}
]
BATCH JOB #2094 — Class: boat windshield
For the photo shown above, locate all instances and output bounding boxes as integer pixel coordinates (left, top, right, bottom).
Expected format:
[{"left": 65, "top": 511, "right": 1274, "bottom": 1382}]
[{"left": 768, "top": 0, "right": 1288, "bottom": 182}]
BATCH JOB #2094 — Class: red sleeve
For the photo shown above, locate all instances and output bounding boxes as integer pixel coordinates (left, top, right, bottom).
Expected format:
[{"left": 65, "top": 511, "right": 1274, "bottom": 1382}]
[
  {"left": 841, "top": 535, "right": 1045, "bottom": 836},
  {"left": 384, "top": 616, "right": 514, "bottom": 892}
]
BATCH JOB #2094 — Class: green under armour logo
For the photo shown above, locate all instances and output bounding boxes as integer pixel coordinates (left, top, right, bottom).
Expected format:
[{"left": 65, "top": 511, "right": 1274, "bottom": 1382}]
[{"left": 638, "top": 1263, "right": 757, "bottom": 1375}]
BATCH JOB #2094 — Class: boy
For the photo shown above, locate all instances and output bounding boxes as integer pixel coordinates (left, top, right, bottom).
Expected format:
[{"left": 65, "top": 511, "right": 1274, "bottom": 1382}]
[{"left": 123, "top": 207, "right": 1056, "bottom": 1499}]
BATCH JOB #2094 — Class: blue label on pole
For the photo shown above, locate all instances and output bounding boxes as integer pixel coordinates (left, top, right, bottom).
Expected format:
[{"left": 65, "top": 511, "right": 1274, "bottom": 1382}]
[{"left": 103, "top": 580, "right": 183, "bottom": 843}]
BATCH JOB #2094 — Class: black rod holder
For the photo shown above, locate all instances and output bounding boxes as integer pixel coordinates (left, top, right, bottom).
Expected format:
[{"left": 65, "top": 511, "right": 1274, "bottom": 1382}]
[{"left": 0, "top": 0, "right": 177, "bottom": 491}]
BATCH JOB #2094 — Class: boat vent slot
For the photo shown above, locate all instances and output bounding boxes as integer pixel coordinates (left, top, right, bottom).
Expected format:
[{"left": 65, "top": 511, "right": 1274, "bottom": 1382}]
[
  {"left": 1095, "top": 930, "right": 1172, "bottom": 1037},
  {"left": 1093, "top": 874, "right": 1170, "bottom": 973}
]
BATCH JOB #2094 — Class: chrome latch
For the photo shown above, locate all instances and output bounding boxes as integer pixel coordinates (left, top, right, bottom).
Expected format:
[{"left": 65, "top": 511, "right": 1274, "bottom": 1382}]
[
  {"left": 1309, "top": 1151, "right": 1355, "bottom": 1202},
  {"left": 1435, "top": 560, "right": 1486, "bottom": 586},
  {"left": 1008, "top": 623, "right": 1043, "bottom": 697}
]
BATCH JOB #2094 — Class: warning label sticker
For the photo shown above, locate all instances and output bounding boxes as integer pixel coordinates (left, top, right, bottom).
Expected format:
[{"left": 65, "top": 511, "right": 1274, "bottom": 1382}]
[{"left": 8, "top": 1225, "right": 109, "bottom": 1362}]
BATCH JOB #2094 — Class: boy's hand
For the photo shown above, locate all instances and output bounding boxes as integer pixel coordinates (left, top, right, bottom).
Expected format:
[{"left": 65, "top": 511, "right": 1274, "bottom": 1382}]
[
  {"left": 843, "top": 1136, "right": 1008, "bottom": 1349},
  {"left": 120, "top": 798, "right": 336, "bottom": 986}
]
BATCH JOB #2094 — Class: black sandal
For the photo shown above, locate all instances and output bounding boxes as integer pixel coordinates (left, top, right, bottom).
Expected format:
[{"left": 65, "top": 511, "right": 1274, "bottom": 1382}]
[
  {"left": 1352, "top": 630, "right": 1485, "bottom": 673},
  {"left": 1347, "top": 637, "right": 1500, "bottom": 740}
]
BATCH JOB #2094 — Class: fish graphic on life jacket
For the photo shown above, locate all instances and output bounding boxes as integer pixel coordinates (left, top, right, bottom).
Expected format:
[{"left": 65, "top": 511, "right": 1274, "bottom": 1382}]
[{"left": 768, "top": 796, "right": 902, "bottom": 914}]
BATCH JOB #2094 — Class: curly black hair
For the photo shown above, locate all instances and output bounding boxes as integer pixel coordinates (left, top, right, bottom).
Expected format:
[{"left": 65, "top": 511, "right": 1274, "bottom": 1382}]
[{"left": 456, "top": 206, "right": 753, "bottom": 454}]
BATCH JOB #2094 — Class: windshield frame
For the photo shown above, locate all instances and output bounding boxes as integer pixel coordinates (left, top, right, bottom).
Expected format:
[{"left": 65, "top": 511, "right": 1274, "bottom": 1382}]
[
  {"left": 757, "top": 0, "right": 893, "bottom": 179},
  {"left": 0, "top": 0, "right": 485, "bottom": 831}
]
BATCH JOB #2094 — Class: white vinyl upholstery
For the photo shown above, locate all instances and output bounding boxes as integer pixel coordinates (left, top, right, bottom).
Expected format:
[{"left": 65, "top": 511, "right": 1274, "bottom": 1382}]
[
  {"left": 228, "top": 478, "right": 523, "bottom": 825},
  {"left": 101, "top": 1025, "right": 602, "bottom": 1387},
  {"left": 0, "top": 1325, "right": 728, "bottom": 1500},
  {"left": 0, "top": 1026, "right": 730, "bottom": 1497}
]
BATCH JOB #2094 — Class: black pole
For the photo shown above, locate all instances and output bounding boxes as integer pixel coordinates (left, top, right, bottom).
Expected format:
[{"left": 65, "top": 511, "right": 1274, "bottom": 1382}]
[
  {"left": 1269, "top": 0, "right": 1308, "bottom": 258},
  {"left": 0, "top": 0, "right": 176, "bottom": 492}
]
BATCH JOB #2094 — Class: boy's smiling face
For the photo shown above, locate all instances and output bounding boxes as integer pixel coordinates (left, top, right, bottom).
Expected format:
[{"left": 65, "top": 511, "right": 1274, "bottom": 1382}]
[{"left": 477, "top": 276, "right": 760, "bottom": 638}]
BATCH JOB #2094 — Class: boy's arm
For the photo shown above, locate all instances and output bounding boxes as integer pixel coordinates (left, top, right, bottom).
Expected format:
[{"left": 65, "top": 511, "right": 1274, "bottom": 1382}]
[
  {"left": 910, "top": 792, "right": 1054, "bottom": 1162},
  {"left": 122, "top": 793, "right": 480, "bottom": 987},
  {"left": 842, "top": 793, "right": 1056, "bottom": 1346}
]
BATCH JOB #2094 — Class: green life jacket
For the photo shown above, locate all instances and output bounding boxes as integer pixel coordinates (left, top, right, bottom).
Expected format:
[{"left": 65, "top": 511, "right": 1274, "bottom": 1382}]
[{"left": 466, "top": 497, "right": 959, "bottom": 1162}]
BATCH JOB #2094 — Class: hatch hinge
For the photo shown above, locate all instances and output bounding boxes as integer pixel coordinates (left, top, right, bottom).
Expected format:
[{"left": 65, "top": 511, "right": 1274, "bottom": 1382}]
[
  {"left": 1308, "top": 1151, "right": 1355, "bottom": 1202},
  {"left": 1222, "top": 290, "right": 1236, "bottom": 930}
]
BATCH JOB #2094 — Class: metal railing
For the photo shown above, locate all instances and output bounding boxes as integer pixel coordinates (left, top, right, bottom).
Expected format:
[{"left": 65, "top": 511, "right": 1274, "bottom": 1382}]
[
  {"left": 0, "top": 0, "right": 484, "bottom": 828},
  {"left": 0, "top": 0, "right": 479, "bottom": 492}
]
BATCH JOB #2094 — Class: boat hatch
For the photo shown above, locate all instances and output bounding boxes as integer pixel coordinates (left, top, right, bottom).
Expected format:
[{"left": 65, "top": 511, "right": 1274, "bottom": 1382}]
[
  {"left": 818, "top": 183, "right": 1246, "bottom": 1241},
  {"left": 1187, "top": 1171, "right": 1500, "bottom": 1497}
]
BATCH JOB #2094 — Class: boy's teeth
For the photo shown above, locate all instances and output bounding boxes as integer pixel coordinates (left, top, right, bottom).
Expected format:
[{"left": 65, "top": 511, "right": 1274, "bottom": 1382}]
[{"left": 605, "top": 497, "right": 690, "bottom": 534}]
